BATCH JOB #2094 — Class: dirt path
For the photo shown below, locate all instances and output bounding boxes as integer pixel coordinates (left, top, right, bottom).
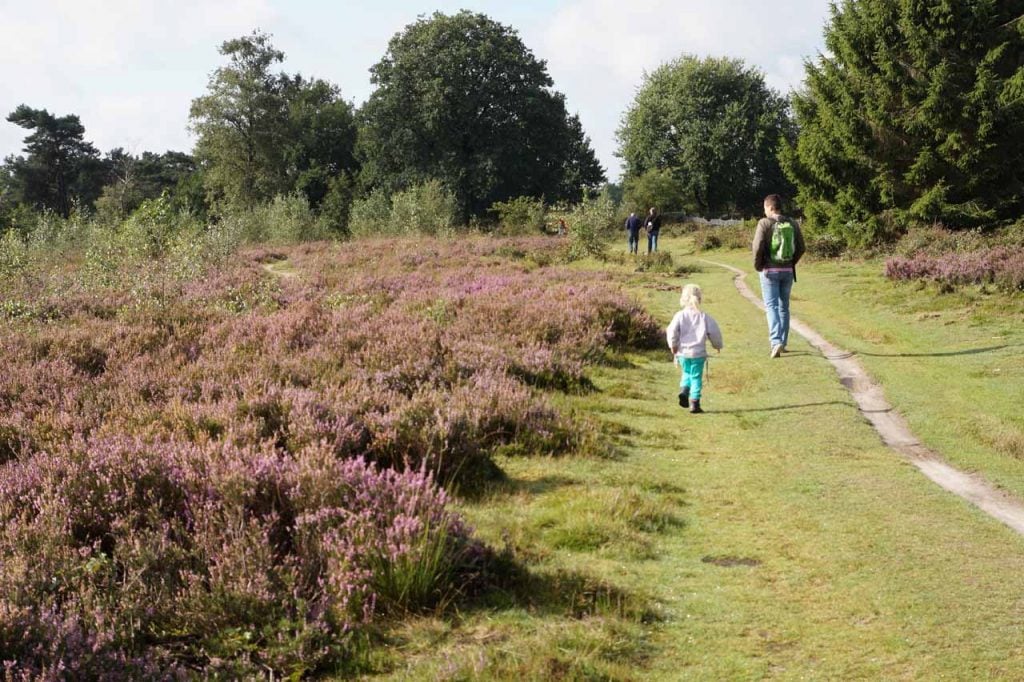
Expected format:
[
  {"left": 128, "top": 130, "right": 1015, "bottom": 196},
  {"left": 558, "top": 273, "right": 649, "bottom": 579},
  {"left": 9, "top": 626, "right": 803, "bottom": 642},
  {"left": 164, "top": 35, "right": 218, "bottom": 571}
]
[{"left": 703, "top": 258, "right": 1024, "bottom": 537}]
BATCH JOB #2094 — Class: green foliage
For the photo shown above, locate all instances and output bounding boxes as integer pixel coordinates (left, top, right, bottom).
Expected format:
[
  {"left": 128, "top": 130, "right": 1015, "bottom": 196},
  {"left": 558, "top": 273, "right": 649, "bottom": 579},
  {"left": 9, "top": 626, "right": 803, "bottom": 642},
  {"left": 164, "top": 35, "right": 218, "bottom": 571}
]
[
  {"left": 316, "top": 173, "right": 355, "bottom": 238},
  {"left": 566, "top": 195, "right": 614, "bottom": 261},
  {"left": 617, "top": 55, "right": 795, "bottom": 216},
  {"left": 490, "top": 196, "right": 547, "bottom": 234},
  {"left": 190, "top": 31, "right": 358, "bottom": 211},
  {"left": 5, "top": 105, "right": 105, "bottom": 217},
  {"left": 388, "top": 180, "right": 459, "bottom": 236},
  {"left": 784, "top": 0, "right": 1024, "bottom": 246},
  {"left": 622, "top": 168, "right": 689, "bottom": 216},
  {"left": 0, "top": 230, "right": 29, "bottom": 279},
  {"left": 358, "top": 11, "right": 604, "bottom": 219},
  {"left": 348, "top": 189, "right": 392, "bottom": 238},
  {"left": 94, "top": 150, "right": 198, "bottom": 223}
]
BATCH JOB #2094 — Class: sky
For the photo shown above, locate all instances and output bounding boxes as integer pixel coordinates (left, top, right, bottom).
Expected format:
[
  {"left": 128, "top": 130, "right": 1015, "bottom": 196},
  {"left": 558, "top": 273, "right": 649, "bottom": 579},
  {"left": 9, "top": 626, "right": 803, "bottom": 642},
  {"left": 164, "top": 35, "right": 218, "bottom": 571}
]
[{"left": 0, "top": 0, "right": 832, "bottom": 181}]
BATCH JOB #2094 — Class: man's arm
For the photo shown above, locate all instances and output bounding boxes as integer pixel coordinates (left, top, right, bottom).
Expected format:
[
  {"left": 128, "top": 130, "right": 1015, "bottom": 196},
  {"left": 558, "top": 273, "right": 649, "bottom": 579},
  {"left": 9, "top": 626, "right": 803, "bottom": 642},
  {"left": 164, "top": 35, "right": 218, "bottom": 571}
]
[{"left": 752, "top": 219, "right": 770, "bottom": 272}]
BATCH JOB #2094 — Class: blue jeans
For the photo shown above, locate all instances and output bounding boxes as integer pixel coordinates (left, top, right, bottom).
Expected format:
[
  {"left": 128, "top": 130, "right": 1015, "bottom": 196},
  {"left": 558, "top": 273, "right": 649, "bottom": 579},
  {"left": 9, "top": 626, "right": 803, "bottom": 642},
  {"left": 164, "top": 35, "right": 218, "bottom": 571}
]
[
  {"left": 647, "top": 231, "right": 659, "bottom": 253},
  {"left": 679, "top": 356, "right": 706, "bottom": 400},
  {"left": 759, "top": 270, "right": 794, "bottom": 348},
  {"left": 627, "top": 230, "right": 640, "bottom": 253}
]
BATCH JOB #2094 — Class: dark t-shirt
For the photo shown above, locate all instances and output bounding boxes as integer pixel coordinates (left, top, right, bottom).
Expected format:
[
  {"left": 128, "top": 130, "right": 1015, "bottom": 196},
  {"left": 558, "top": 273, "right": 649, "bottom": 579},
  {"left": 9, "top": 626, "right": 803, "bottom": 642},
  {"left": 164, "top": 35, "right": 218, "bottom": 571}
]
[{"left": 645, "top": 214, "right": 662, "bottom": 233}]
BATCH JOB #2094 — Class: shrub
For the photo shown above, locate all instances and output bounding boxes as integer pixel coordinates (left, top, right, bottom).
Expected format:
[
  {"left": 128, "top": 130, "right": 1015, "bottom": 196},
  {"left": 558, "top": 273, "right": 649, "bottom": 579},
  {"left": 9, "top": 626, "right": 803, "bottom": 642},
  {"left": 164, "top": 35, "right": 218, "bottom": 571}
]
[
  {"left": 806, "top": 232, "right": 845, "bottom": 259},
  {"left": 885, "top": 246, "right": 1024, "bottom": 292},
  {"left": 0, "top": 229, "right": 29, "bottom": 279},
  {"left": 388, "top": 180, "right": 458, "bottom": 236},
  {"left": 490, "top": 196, "right": 546, "bottom": 234},
  {"left": 349, "top": 189, "right": 392, "bottom": 238},
  {"left": 566, "top": 195, "right": 614, "bottom": 261}
]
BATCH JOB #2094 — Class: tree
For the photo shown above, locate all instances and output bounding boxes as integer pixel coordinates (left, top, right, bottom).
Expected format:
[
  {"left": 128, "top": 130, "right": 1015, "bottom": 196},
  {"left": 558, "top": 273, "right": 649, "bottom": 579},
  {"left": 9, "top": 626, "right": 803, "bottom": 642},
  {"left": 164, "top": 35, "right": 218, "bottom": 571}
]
[
  {"left": 358, "top": 11, "right": 604, "bottom": 218},
  {"left": 617, "top": 56, "right": 795, "bottom": 217},
  {"left": 784, "top": 0, "right": 1024, "bottom": 245},
  {"left": 95, "top": 149, "right": 198, "bottom": 220},
  {"left": 189, "top": 31, "right": 357, "bottom": 211},
  {"left": 5, "top": 105, "right": 105, "bottom": 217},
  {"left": 622, "top": 168, "right": 690, "bottom": 216}
]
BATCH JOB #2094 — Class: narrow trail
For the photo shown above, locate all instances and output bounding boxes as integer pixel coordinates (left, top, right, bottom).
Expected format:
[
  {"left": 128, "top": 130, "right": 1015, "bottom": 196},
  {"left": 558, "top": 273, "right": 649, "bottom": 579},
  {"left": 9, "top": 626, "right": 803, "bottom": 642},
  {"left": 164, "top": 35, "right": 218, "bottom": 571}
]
[{"left": 703, "top": 258, "right": 1024, "bottom": 537}]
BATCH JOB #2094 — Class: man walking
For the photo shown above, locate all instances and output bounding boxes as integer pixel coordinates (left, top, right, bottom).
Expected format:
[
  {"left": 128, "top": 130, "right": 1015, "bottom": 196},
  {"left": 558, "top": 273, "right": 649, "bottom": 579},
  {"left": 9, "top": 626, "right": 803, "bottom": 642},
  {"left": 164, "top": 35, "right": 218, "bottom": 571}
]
[
  {"left": 645, "top": 207, "right": 662, "bottom": 254},
  {"left": 752, "top": 194, "right": 805, "bottom": 358},
  {"left": 625, "top": 212, "right": 642, "bottom": 254}
]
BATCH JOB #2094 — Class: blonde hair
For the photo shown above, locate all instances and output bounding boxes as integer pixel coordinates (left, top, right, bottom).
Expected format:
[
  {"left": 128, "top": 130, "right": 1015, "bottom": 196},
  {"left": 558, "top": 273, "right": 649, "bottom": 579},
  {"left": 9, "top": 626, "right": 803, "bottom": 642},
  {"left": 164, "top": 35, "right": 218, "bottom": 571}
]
[{"left": 679, "top": 283, "right": 703, "bottom": 310}]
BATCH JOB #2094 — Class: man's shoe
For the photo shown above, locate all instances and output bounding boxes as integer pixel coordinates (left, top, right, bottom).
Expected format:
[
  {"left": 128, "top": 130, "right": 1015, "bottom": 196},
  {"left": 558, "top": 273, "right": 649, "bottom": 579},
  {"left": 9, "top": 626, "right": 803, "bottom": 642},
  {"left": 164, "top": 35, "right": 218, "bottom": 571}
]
[
  {"left": 770, "top": 344, "right": 782, "bottom": 358},
  {"left": 689, "top": 399, "right": 703, "bottom": 414}
]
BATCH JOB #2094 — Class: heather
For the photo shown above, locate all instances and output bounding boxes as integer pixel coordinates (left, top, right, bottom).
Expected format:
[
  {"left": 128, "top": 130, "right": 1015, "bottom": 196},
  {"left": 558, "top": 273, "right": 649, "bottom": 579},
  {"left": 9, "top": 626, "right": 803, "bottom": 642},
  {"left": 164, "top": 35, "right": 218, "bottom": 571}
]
[
  {"left": 0, "top": 233, "right": 659, "bottom": 676},
  {"left": 884, "top": 245, "right": 1024, "bottom": 292}
]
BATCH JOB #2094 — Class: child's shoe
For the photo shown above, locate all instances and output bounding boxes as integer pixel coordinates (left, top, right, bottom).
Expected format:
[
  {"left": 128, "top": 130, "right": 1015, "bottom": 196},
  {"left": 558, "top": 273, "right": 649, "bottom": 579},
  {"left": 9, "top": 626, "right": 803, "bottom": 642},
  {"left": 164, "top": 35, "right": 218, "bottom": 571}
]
[
  {"left": 678, "top": 388, "right": 689, "bottom": 408},
  {"left": 689, "top": 399, "right": 703, "bottom": 414}
]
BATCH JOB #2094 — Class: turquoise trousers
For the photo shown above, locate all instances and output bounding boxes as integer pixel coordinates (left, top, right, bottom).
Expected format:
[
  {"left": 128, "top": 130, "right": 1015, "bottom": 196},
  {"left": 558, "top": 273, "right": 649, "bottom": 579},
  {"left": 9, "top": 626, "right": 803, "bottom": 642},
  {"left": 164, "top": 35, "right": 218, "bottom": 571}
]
[{"left": 678, "top": 356, "right": 706, "bottom": 400}]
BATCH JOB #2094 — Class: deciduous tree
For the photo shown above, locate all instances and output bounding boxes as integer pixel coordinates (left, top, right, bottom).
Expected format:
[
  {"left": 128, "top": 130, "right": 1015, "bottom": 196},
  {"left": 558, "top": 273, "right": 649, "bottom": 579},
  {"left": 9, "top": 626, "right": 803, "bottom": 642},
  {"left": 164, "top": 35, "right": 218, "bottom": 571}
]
[
  {"left": 358, "top": 11, "right": 604, "bottom": 218},
  {"left": 617, "top": 56, "right": 794, "bottom": 217}
]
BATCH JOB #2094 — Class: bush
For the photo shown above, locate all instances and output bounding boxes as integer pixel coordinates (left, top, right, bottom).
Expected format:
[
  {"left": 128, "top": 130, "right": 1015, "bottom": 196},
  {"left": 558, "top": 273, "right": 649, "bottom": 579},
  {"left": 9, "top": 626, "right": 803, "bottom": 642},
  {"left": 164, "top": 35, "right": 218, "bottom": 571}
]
[
  {"left": 566, "top": 195, "right": 614, "bottom": 261},
  {"left": 388, "top": 180, "right": 458, "bottom": 236},
  {"left": 490, "top": 196, "right": 546, "bottom": 234},
  {"left": 349, "top": 189, "right": 392, "bottom": 238},
  {"left": 885, "top": 246, "right": 1024, "bottom": 292},
  {"left": 0, "top": 229, "right": 29, "bottom": 279},
  {"left": 806, "top": 232, "right": 846, "bottom": 259}
]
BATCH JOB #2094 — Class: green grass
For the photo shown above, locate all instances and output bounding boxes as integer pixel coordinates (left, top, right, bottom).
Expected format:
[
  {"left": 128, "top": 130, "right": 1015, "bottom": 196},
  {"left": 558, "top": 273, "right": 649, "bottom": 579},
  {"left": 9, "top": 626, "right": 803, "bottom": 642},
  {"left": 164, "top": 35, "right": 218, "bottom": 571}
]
[{"left": 359, "top": 236, "right": 1024, "bottom": 680}]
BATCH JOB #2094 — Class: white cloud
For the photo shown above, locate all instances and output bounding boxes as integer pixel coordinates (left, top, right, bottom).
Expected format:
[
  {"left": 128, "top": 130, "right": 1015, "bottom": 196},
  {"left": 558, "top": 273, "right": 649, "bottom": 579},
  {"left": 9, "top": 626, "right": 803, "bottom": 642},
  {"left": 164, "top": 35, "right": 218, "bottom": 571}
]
[
  {"left": 537, "top": 0, "right": 831, "bottom": 178},
  {"left": 0, "top": 0, "right": 832, "bottom": 183},
  {"left": 0, "top": 0, "right": 277, "bottom": 158}
]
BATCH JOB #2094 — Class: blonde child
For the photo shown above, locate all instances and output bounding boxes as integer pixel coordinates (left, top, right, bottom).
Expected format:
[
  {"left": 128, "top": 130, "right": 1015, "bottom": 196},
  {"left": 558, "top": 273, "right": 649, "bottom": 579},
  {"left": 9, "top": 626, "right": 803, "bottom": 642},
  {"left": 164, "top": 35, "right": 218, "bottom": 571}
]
[{"left": 667, "top": 283, "right": 724, "bottom": 414}]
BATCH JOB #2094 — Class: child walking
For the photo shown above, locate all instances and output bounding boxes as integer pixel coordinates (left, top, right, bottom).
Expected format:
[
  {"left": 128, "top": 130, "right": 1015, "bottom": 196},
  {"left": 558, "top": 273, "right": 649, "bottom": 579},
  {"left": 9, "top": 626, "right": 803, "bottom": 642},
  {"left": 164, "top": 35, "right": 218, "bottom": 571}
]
[{"left": 667, "top": 283, "right": 724, "bottom": 414}]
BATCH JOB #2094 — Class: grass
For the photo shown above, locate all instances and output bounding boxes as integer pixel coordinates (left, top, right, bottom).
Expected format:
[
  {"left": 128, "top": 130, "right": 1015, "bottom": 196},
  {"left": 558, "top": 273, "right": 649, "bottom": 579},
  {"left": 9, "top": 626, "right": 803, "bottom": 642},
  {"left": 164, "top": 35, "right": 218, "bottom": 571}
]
[{"left": 358, "top": 236, "right": 1024, "bottom": 680}]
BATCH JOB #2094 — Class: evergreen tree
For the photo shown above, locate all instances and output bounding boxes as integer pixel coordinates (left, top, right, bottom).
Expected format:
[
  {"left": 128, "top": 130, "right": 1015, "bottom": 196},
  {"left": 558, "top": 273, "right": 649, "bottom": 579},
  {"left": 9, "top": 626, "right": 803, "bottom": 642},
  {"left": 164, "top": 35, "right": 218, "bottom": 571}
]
[
  {"left": 784, "top": 0, "right": 1024, "bottom": 245},
  {"left": 5, "top": 105, "right": 104, "bottom": 217}
]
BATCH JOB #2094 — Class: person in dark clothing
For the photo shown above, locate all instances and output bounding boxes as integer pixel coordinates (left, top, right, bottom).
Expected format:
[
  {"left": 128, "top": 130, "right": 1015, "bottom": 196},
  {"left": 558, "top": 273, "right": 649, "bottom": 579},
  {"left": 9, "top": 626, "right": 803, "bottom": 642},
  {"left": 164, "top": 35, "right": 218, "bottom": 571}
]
[
  {"left": 752, "top": 194, "right": 806, "bottom": 358},
  {"left": 645, "top": 207, "right": 662, "bottom": 254},
  {"left": 625, "top": 212, "right": 642, "bottom": 254}
]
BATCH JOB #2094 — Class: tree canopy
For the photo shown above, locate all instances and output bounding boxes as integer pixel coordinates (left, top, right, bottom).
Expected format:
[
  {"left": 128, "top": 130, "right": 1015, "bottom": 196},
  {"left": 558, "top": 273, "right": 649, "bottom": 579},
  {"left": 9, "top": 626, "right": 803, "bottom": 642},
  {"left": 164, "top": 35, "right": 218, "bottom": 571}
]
[
  {"left": 358, "top": 11, "right": 604, "bottom": 218},
  {"left": 189, "top": 31, "right": 357, "bottom": 211},
  {"left": 5, "top": 105, "right": 105, "bottom": 217},
  {"left": 784, "top": 0, "right": 1024, "bottom": 245},
  {"left": 617, "top": 56, "right": 795, "bottom": 217}
]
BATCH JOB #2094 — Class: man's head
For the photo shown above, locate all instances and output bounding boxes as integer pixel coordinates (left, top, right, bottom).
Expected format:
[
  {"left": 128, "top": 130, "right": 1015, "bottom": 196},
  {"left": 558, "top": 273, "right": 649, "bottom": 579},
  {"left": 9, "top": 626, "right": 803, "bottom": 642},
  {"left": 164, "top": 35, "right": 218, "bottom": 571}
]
[
  {"left": 764, "top": 194, "right": 783, "bottom": 217},
  {"left": 630, "top": 212, "right": 636, "bottom": 218},
  {"left": 648, "top": 207, "right": 657, "bottom": 215}
]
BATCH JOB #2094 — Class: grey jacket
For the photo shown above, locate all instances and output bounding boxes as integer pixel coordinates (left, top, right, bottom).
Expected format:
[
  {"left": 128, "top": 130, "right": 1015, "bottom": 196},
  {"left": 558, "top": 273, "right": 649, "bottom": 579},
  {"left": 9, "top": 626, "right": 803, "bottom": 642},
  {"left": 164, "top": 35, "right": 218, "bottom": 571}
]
[{"left": 667, "top": 308, "right": 724, "bottom": 359}]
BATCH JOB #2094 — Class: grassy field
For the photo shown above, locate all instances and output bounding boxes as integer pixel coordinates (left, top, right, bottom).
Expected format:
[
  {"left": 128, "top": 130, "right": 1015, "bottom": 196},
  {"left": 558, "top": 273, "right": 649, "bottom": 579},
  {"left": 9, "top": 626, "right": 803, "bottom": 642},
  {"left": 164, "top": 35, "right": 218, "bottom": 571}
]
[{"left": 364, "top": 237, "right": 1024, "bottom": 680}]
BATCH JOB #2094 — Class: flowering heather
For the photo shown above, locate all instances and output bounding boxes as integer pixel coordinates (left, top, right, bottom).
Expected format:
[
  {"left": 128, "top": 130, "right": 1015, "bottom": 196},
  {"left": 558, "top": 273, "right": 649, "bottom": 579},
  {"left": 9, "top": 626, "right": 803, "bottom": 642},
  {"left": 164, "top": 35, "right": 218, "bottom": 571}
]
[
  {"left": 0, "top": 235, "right": 660, "bottom": 674},
  {"left": 885, "top": 246, "right": 1024, "bottom": 292}
]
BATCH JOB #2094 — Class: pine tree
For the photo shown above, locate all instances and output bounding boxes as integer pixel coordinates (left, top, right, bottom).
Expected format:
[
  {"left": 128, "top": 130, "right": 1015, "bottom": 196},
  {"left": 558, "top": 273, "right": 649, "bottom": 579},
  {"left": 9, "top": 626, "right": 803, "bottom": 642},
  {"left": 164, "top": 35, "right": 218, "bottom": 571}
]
[{"left": 784, "top": 0, "right": 1024, "bottom": 245}]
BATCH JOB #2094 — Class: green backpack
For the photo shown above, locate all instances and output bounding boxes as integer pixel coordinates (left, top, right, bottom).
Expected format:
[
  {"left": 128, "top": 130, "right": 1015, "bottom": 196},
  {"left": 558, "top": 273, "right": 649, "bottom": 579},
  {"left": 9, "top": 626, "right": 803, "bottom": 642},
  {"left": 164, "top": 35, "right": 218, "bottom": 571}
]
[{"left": 769, "top": 219, "right": 796, "bottom": 264}]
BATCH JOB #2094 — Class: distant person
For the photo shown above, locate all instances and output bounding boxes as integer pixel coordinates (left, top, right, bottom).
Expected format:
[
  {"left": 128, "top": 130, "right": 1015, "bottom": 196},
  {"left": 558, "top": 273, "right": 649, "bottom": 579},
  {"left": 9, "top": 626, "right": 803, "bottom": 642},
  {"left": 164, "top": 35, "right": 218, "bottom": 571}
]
[
  {"left": 624, "top": 212, "right": 642, "bottom": 254},
  {"left": 558, "top": 218, "right": 567, "bottom": 236},
  {"left": 752, "top": 194, "right": 805, "bottom": 358},
  {"left": 645, "top": 207, "right": 662, "bottom": 254},
  {"left": 667, "top": 283, "right": 724, "bottom": 414}
]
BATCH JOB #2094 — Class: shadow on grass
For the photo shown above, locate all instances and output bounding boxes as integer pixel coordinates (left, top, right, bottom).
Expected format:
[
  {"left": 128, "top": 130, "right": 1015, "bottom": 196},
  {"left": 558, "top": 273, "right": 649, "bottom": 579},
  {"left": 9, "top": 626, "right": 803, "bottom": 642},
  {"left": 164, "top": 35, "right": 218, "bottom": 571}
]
[
  {"left": 823, "top": 339, "right": 1015, "bottom": 360},
  {"left": 715, "top": 400, "right": 852, "bottom": 414},
  {"left": 464, "top": 553, "right": 661, "bottom": 625},
  {"left": 852, "top": 343, "right": 1013, "bottom": 358}
]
